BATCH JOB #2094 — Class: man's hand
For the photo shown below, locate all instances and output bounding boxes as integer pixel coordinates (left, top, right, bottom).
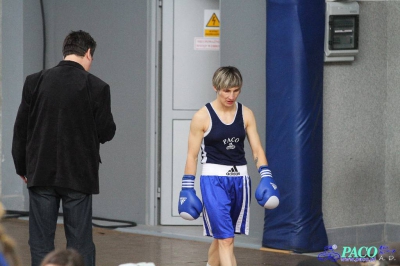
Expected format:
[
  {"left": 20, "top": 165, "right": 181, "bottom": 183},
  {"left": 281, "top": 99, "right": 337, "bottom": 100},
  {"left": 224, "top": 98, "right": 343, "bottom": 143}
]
[{"left": 19, "top": 175, "right": 27, "bottom": 184}]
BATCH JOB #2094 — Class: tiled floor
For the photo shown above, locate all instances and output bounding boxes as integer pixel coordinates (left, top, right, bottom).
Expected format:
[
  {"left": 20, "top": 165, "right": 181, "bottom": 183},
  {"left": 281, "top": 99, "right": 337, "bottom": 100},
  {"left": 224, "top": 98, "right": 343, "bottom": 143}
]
[
  {"left": 6, "top": 217, "right": 378, "bottom": 266},
  {"left": 116, "top": 224, "right": 261, "bottom": 250},
  {"left": 3, "top": 217, "right": 363, "bottom": 266}
]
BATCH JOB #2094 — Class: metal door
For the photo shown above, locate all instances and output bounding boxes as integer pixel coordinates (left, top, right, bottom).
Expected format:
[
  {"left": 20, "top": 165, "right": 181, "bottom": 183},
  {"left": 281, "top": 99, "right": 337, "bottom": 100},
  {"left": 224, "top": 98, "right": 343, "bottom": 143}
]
[{"left": 160, "top": 0, "right": 220, "bottom": 225}]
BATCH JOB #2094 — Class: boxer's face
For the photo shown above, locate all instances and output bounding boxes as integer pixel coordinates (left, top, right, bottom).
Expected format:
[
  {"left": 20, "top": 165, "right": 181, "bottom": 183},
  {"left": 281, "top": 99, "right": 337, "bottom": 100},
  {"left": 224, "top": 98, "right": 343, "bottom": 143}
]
[{"left": 215, "top": 86, "right": 241, "bottom": 107}]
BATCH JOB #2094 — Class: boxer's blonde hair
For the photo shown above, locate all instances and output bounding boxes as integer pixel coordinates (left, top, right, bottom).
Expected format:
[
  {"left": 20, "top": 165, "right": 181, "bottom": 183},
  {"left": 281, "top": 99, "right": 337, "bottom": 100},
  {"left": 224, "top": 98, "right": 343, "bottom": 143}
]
[{"left": 212, "top": 66, "right": 243, "bottom": 91}]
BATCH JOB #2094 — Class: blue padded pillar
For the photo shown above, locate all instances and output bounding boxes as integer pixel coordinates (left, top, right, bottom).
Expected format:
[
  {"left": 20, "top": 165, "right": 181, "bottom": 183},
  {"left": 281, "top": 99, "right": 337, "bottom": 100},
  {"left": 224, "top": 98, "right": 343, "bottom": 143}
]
[{"left": 263, "top": 0, "right": 328, "bottom": 253}]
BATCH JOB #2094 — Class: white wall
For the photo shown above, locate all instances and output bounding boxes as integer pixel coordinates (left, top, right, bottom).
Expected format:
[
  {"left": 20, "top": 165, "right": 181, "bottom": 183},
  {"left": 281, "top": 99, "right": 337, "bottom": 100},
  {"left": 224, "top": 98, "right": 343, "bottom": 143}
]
[
  {"left": 1, "top": 0, "right": 26, "bottom": 211},
  {"left": 1, "top": 0, "right": 150, "bottom": 224}
]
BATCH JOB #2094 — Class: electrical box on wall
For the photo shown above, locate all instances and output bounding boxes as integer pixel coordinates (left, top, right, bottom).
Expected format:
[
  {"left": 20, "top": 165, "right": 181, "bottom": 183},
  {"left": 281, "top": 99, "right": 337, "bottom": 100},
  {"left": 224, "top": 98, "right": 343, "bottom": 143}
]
[{"left": 324, "top": 1, "right": 359, "bottom": 62}]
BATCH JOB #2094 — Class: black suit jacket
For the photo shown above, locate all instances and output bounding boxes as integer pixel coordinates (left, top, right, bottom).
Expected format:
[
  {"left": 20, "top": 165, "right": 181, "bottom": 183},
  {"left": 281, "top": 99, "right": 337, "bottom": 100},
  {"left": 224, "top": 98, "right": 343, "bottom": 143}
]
[{"left": 12, "top": 60, "right": 116, "bottom": 194}]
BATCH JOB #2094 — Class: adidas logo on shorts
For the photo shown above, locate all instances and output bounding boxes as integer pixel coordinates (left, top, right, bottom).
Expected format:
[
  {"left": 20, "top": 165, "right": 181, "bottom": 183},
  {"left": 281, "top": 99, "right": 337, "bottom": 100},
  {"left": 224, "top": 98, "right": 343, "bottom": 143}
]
[{"left": 226, "top": 166, "right": 240, "bottom": 176}]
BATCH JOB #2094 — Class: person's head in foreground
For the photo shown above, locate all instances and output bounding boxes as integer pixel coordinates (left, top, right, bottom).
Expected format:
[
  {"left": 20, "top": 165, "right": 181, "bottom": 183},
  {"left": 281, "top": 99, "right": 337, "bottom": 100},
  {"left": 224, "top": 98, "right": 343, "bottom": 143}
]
[{"left": 40, "top": 249, "right": 84, "bottom": 266}]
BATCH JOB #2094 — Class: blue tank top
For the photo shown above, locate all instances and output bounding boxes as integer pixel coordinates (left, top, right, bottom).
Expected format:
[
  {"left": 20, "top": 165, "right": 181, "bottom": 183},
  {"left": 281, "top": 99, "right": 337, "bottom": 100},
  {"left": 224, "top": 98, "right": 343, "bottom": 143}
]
[{"left": 201, "top": 102, "right": 247, "bottom": 166}]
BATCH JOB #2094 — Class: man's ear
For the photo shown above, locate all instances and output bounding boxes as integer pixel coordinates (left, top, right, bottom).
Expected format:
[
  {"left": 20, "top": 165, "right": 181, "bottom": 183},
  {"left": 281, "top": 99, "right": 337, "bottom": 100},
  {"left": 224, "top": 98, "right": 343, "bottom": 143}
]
[{"left": 85, "top": 48, "right": 92, "bottom": 59}]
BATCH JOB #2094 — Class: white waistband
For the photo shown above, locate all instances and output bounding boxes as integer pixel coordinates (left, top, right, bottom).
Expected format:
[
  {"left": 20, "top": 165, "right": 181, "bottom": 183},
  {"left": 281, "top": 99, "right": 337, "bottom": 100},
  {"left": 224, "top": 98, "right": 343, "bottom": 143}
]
[{"left": 202, "top": 163, "right": 248, "bottom": 177}]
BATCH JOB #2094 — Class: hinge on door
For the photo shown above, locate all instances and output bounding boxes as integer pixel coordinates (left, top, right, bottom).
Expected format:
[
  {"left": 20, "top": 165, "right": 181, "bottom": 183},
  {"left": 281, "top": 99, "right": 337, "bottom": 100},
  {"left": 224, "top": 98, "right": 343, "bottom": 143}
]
[
  {"left": 158, "top": 0, "right": 162, "bottom": 8},
  {"left": 157, "top": 187, "right": 161, "bottom": 198}
]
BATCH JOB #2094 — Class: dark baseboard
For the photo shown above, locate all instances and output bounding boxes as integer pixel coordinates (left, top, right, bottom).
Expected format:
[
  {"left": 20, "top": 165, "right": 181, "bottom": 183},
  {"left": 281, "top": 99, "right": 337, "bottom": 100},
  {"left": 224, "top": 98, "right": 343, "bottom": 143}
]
[{"left": 326, "top": 223, "right": 400, "bottom": 246}]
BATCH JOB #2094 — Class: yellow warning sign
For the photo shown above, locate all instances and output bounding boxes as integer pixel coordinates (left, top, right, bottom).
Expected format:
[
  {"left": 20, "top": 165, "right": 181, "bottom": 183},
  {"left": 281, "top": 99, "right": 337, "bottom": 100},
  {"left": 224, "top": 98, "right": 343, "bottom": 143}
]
[
  {"left": 204, "top": 29, "right": 220, "bottom": 37},
  {"left": 206, "top": 13, "right": 220, "bottom": 27}
]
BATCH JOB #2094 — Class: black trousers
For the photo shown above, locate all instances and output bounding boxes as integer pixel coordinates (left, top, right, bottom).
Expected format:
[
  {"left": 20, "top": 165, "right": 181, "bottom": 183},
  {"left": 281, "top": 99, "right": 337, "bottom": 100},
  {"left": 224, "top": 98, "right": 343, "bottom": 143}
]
[{"left": 28, "top": 187, "right": 95, "bottom": 266}]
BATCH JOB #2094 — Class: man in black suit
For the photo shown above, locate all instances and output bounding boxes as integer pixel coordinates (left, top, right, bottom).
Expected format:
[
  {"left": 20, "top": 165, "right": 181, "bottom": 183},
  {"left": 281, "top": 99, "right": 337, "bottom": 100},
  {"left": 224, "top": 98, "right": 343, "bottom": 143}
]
[{"left": 12, "top": 30, "right": 116, "bottom": 266}]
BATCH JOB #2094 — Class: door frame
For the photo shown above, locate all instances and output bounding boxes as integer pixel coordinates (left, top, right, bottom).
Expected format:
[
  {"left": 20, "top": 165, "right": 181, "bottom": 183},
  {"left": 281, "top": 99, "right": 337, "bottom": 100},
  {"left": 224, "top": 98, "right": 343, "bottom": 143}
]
[{"left": 146, "top": 0, "right": 162, "bottom": 226}]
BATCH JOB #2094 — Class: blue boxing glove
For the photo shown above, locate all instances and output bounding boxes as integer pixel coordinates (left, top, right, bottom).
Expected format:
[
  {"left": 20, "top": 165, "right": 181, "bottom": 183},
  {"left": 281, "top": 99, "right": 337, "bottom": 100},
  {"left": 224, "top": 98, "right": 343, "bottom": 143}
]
[
  {"left": 178, "top": 175, "right": 203, "bottom": 220},
  {"left": 255, "top": 165, "right": 280, "bottom": 209}
]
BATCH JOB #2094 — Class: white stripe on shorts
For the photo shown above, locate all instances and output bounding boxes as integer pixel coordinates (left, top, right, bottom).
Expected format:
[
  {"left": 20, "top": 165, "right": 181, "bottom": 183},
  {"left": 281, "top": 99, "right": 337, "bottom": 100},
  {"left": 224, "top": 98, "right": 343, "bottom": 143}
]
[
  {"left": 235, "top": 175, "right": 250, "bottom": 235},
  {"left": 202, "top": 207, "right": 213, "bottom": 237}
]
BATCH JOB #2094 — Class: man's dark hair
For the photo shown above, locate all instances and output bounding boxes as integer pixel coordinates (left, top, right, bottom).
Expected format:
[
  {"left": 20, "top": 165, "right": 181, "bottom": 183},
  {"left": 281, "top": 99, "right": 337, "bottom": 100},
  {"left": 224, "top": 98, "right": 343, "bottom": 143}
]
[{"left": 62, "top": 30, "right": 96, "bottom": 58}]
